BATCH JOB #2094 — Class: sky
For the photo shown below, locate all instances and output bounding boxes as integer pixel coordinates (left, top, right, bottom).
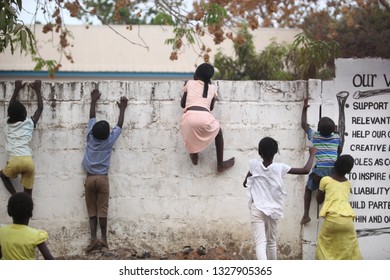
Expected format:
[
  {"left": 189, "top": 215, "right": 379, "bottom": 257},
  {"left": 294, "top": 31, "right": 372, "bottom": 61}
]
[
  {"left": 18, "top": 0, "right": 193, "bottom": 26},
  {"left": 19, "top": 0, "right": 335, "bottom": 27},
  {"left": 19, "top": 1, "right": 101, "bottom": 25}
]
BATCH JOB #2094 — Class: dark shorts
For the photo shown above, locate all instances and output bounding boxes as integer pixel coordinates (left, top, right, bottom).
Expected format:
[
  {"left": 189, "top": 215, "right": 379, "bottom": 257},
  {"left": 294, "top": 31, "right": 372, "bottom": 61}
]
[
  {"left": 306, "top": 167, "right": 333, "bottom": 191},
  {"left": 84, "top": 175, "right": 109, "bottom": 218}
]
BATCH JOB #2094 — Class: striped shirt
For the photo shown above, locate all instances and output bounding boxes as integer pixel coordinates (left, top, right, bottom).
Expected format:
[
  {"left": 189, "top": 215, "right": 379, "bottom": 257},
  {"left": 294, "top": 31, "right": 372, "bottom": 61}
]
[{"left": 308, "top": 128, "right": 340, "bottom": 168}]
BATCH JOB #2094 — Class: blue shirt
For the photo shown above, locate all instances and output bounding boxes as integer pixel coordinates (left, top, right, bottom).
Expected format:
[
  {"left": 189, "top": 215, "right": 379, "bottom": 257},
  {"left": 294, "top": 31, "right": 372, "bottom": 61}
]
[
  {"left": 307, "top": 128, "right": 340, "bottom": 168},
  {"left": 82, "top": 118, "right": 122, "bottom": 175}
]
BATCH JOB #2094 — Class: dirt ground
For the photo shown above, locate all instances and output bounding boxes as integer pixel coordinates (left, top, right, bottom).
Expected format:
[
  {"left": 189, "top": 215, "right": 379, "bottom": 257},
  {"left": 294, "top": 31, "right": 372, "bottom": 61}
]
[{"left": 57, "top": 244, "right": 243, "bottom": 260}]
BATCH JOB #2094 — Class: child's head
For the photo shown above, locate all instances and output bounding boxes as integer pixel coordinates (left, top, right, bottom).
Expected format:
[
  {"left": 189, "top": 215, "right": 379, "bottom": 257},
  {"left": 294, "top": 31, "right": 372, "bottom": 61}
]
[
  {"left": 195, "top": 63, "right": 214, "bottom": 83},
  {"left": 92, "top": 120, "right": 110, "bottom": 140},
  {"left": 258, "top": 137, "right": 279, "bottom": 160},
  {"left": 317, "top": 117, "right": 335, "bottom": 136},
  {"left": 8, "top": 101, "right": 27, "bottom": 123},
  {"left": 334, "top": 154, "right": 354, "bottom": 176},
  {"left": 195, "top": 63, "right": 215, "bottom": 98},
  {"left": 7, "top": 192, "right": 33, "bottom": 224},
  {"left": 193, "top": 73, "right": 199, "bottom": 80}
]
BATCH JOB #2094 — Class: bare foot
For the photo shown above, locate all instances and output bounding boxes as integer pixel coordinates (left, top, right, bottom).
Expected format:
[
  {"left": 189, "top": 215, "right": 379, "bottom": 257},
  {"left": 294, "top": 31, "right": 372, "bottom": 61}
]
[
  {"left": 99, "top": 239, "right": 109, "bottom": 249},
  {"left": 85, "top": 239, "right": 100, "bottom": 253},
  {"left": 217, "top": 157, "right": 235, "bottom": 172},
  {"left": 190, "top": 153, "right": 198, "bottom": 165},
  {"left": 300, "top": 216, "right": 311, "bottom": 225}
]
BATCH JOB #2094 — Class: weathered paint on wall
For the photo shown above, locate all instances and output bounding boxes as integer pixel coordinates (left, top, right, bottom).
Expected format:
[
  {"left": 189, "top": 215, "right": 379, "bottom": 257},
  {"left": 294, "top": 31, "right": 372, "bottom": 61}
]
[{"left": 0, "top": 79, "right": 311, "bottom": 259}]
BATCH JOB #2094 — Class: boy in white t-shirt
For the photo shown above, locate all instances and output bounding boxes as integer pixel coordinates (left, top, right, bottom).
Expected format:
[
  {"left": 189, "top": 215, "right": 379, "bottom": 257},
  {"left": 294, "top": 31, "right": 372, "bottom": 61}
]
[
  {"left": 0, "top": 80, "right": 43, "bottom": 196},
  {"left": 243, "top": 137, "right": 316, "bottom": 260}
]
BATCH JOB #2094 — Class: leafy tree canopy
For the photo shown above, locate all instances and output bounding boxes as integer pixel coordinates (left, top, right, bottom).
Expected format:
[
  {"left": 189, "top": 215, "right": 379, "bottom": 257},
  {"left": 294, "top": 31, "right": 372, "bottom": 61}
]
[{"left": 1, "top": 0, "right": 389, "bottom": 77}]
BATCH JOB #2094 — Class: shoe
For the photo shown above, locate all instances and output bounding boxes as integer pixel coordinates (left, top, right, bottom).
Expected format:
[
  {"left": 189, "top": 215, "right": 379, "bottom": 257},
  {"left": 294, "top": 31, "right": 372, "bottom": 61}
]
[
  {"left": 197, "top": 246, "right": 207, "bottom": 256},
  {"left": 182, "top": 245, "right": 193, "bottom": 255}
]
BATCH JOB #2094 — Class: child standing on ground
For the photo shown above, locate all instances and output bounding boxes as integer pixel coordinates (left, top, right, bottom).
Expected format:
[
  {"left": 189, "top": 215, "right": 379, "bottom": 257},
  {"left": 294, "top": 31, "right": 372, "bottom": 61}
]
[
  {"left": 243, "top": 137, "right": 316, "bottom": 260},
  {"left": 300, "top": 98, "right": 342, "bottom": 225},
  {"left": 316, "top": 154, "right": 362, "bottom": 259},
  {"left": 179, "top": 63, "right": 234, "bottom": 172},
  {"left": 82, "top": 89, "right": 128, "bottom": 252},
  {"left": 0, "top": 80, "right": 43, "bottom": 196},
  {"left": 0, "top": 192, "right": 54, "bottom": 259}
]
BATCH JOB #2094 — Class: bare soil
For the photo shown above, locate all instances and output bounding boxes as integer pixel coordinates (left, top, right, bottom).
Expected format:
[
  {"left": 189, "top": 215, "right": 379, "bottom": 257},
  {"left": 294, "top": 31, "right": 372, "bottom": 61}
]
[{"left": 57, "top": 244, "right": 242, "bottom": 260}]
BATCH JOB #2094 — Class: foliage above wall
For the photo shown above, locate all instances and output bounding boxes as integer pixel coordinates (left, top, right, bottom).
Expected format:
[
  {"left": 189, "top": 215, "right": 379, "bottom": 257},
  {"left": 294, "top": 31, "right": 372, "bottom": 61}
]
[{"left": 1, "top": 0, "right": 389, "bottom": 78}]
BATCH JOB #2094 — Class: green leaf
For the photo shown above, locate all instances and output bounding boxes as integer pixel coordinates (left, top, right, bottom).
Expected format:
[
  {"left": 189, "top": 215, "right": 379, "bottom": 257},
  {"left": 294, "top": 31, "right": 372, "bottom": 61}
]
[
  {"left": 32, "top": 57, "right": 58, "bottom": 77},
  {"left": 13, "top": 23, "right": 23, "bottom": 33},
  {"left": 25, "top": 27, "right": 36, "bottom": 53},
  {"left": 20, "top": 29, "right": 27, "bottom": 51},
  {"left": 17, "top": 0, "right": 22, "bottom": 11},
  {"left": 9, "top": 38, "right": 15, "bottom": 54},
  {"left": 153, "top": 12, "right": 175, "bottom": 26},
  {"left": 33, "top": 58, "right": 44, "bottom": 71},
  {"left": 0, "top": 10, "right": 6, "bottom": 32},
  {"left": 185, "top": 33, "right": 195, "bottom": 44},
  {"left": 4, "top": 34, "right": 10, "bottom": 48},
  {"left": 203, "top": 3, "right": 227, "bottom": 25},
  {"left": 164, "top": 38, "right": 175, "bottom": 45}
]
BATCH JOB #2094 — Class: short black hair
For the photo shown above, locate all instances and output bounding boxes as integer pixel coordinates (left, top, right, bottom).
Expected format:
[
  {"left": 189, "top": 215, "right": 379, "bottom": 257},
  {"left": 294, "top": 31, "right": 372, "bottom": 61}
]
[
  {"left": 92, "top": 120, "right": 110, "bottom": 140},
  {"left": 8, "top": 101, "right": 27, "bottom": 123},
  {"left": 258, "top": 137, "right": 279, "bottom": 160},
  {"left": 7, "top": 192, "right": 33, "bottom": 223},
  {"left": 334, "top": 154, "right": 354, "bottom": 176},
  {"left": 317, "top": 117, "right": 335, "bottom": 136}
]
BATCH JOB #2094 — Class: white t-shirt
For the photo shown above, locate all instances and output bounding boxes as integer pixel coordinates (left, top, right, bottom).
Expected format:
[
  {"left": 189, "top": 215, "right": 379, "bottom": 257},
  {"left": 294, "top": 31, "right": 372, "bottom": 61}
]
[
  {"left": 246, "top": 159, "right": 291, "bottom": 220},
  {"left": 4, "top": 117, "right": 34, "bottom": 157}
]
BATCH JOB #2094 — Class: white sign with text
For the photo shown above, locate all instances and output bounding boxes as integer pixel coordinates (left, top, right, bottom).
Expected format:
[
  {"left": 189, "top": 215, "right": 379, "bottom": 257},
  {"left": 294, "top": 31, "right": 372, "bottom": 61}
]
[{"left": 322, "top": 58, "right": 390, "bottom": 259}]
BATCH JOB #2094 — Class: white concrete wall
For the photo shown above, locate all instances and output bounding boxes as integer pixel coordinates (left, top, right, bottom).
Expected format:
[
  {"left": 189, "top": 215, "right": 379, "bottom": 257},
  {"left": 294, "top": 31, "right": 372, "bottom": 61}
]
[{"left": 0, "top": 79, "right": 311, "bottom": 259}]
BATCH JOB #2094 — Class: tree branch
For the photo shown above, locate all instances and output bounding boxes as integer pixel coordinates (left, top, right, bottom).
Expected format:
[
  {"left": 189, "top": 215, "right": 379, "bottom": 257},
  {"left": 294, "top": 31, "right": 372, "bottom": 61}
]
[
  {"left": 379, "top": 0, "right": 390, "bottom": 12},
  {"left": 75, "top": 0, "right": 149, "bottom": 50}
]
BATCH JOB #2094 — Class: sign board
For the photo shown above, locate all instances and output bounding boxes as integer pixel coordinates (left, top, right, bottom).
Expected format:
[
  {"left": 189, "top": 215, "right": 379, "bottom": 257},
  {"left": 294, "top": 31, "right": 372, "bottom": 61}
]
[{"left": 323, "top": 58, "right": 390, "bottom": 259}]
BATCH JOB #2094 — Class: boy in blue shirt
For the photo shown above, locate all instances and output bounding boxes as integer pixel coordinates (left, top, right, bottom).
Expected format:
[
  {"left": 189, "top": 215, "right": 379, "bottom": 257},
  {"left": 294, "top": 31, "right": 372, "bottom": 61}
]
[
  {"left": 300, "top": 98, "right": 342, "bottom": 225},
  {"left": 82, "top": 89, "right": 128, "bottom": 252}
]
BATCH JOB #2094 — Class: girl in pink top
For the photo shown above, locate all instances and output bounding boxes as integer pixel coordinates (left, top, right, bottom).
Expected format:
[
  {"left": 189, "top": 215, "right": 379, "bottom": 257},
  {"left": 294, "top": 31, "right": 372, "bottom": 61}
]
[{"left": 179, "top": 63, "right": 234, "bottom": 172}]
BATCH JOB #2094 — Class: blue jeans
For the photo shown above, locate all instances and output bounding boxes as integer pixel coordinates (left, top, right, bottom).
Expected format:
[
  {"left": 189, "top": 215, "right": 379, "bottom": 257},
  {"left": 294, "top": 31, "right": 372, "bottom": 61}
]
[{"left": 306, "top": 167, "right": 333, "bottom": 191}]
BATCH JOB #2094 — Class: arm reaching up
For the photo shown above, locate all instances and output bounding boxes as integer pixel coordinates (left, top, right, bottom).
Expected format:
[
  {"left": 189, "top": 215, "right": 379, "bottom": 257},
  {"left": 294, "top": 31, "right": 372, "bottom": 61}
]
[
  {"left": 30, "top": 80, "right": 44, "bottom": 126},
  {"left": 116, "top": 96, "right": 128, "bottom": 128},
  {"left": 10, "top": 80, "right": 27, "bottom": 104},
  {"left": 301, "top": 98, "right": 310, "bottom": 133},
  {"left": 90, "top": 89, "right": 101, "bottom": 119}
]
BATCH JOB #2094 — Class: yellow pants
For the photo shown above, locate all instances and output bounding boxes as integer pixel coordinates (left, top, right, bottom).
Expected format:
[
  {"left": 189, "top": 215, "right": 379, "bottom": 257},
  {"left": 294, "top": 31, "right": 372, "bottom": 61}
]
[{"left": 2, "top": 156, "right": 35, "bottom": 189}]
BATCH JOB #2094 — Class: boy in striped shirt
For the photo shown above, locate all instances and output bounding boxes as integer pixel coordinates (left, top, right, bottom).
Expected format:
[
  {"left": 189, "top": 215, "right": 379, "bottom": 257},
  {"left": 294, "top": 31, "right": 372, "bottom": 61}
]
[{"left": 300, "top": 98, "right": 342, "bottom": 225}]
